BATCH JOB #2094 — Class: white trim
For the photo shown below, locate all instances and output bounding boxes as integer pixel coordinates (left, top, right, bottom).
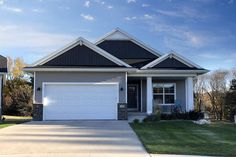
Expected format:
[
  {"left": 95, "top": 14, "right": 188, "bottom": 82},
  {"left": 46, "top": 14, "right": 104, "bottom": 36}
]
[
  {"left": 42, "top": 82, "right": 119, "bottom": 85},
  {"left": 128, "top": 73, "right": 197, "bottom": 77},
  {"left": 33, "top": 72, "right": 36, "bottom": 104},
  {"left": 95, "top": 28, "right": 163, "bottom": 57},
  {"left": 141, "top": 51, "right": 203, "bottom": 69},
  {"left": 32, "top": 37, "right": 131, "bottom": 68},
  {"left": 185, "top": 77, "right": 194, "bottom": 112},
  {"left": 141, "top": 54, "right": 168, "bottom": 69},
  {"left": 153, "top": 83, "right": 176, "bottom": 106},
  {"left": 33, "top": 39, "right": 81, "bottom": 66},
  {"left": 24, "top": 67, "right": 136, "bottom": 72},
  {"left": 138, "top": 69, "right": 208, "bottom": 73},
  {"left": 125, "top": 72, "right": 128, "bottom": 103},
  {"left": 42, "top": 82, "right": 119, "bottom": 120},
  {"left": 128, "top": 69, "right": 209, "bottom": 76},
  {"left": 140, "top": 79, "right": 143, "bottom": 112},
  {"left": 146, "top": 76, "right": 153, "bottom": 114},
  {"left": 24, "top": 67, "right": 208, "bottom": 74}
]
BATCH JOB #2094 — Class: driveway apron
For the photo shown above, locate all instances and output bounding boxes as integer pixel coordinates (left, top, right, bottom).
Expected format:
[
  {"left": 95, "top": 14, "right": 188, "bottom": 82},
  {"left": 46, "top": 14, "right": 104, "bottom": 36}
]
[{"left": 0, "top": 121, "right": 148, "bottom": 157}]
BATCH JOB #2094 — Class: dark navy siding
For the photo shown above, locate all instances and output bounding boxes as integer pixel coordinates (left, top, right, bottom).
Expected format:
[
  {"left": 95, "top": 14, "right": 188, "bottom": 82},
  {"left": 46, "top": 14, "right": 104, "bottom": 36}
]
[
  {"left": 122, "top": 59, "right": 155, "bottom": 68},
  {"left": 43, "top": 45, "right": 122, "bottom": 67},
  {"left": 97, "top": 40, "right": 158, "bottom": 59},
  {"left": 152, "top": 58, "right": 198, "bottom": 70}
]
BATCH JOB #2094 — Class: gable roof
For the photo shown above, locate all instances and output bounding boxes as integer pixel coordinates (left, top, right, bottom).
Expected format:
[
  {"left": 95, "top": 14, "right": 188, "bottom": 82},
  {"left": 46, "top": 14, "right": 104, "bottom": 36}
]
[
  {"left": 95, "top": 28, "right": 163, "bottom": 57},
  {"left": 141, "top": 51, "right": 204, "bottom": 70},
  {"left": 32, "top": 37, "right": 131, "bottom": 68},
  {"left": 0, "top": 55, "right": 7, "bottom": 73}
]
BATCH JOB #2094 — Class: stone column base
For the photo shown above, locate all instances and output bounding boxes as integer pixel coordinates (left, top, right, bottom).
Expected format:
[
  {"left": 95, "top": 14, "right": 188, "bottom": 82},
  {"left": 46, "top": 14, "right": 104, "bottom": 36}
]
[
  {"left": 33, "top": 104, "right": 43, "bottom": 121},
  {"left": 117, "top": 103, "right": 127, "bottom": 120}
]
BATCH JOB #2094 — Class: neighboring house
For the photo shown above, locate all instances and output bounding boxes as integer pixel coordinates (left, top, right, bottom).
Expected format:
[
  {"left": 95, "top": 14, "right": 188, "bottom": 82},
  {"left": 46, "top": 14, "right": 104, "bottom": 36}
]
[
  {"left": 24, "top": 28, "right": 208, "bottom": 121},
  {"left": 0, "top": 55, "right": 7, "bottom": 122}
]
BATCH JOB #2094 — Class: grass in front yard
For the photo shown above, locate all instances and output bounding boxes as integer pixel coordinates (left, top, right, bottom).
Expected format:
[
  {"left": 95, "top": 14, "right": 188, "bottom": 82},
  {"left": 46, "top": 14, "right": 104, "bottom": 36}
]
[
  {"left": 0, "top": 115, "right": 32, "bottom": 129},
  {"left": 130, "top": 120, "right": 236, "bottom": 156}
]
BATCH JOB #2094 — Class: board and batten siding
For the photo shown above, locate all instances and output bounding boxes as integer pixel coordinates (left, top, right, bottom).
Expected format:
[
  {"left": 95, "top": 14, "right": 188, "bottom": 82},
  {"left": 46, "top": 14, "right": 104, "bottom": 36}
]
[{"left": 34, "top": 72, "right": 126, "bottom": 104}]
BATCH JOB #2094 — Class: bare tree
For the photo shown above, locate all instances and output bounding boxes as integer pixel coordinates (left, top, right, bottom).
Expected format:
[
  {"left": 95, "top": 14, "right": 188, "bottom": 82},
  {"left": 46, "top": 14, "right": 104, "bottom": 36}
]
[
  {"left": 194, "top": 74, "right": 207, "bottom": 111},
  {"left": 205, "top": 70, "right": 229, "bottom": 120}
]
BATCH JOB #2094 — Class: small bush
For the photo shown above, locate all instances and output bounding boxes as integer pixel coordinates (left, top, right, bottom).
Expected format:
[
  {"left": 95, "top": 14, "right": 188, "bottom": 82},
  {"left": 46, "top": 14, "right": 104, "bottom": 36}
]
[
  {"left": 160, "top": 111, "right": 203, "bottom": 120},
  {"left": 143, "top": 114, "right": 160, "bottom": 122},
  {"left": 133, "top": 119, "right": 140, "bottom": 123}
]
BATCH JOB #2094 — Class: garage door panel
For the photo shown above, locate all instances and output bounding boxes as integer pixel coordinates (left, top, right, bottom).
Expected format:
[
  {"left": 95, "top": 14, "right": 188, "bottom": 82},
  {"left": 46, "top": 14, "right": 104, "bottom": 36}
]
[
  {"left": 43, "top": 83, "right": 118, "bottom": 120},
  {"left": 45, "top": 106, "right": 116, "bottom": 113}
]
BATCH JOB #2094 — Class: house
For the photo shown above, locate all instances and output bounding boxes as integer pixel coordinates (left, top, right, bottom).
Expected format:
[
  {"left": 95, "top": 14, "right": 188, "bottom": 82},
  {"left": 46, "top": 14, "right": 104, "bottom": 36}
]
[
  {"left": 0, "top": 55, "right": 7, "bottom": 122},
  {"left": 24, "top": 28, "right": 208, "bottom": 121}
]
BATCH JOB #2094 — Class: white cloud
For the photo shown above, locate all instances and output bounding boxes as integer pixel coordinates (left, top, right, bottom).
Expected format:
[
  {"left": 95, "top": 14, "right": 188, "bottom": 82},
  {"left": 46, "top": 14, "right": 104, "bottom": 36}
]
[
  {"left": 107, "top": 5, "right": 113, "bottom": 9},
  {"left": 183, "top": 32, "right": 202, "bottom": 46},
  {"left": 124, "top": 16, "right": 137, "bottom": 21},
  {"left": 143, "top": 14, "right": 154, "bottom": 19},
  {"left": 0, "top": 25, "right": 75, "bottom": 52},
  {"left": 84, "top": 1, "right": 90, "bottom": 8},
  {"left": 1, "top": 6, "right": 23, "bottom": 13},
  {"left": 142, "top": 4, "right": 150, "bottom": 7},
  {"left": 145, "top": 21, "right": 207, "bottom": 48},
  {"left": 228, "top": 0, "right": 234, "bottom": 4},
  {"left": 156, "top": 7, "right": 209, "bottom": 19},
  {"left": 0, "top": 0, "right": 4, "bottom": 5},
  {"left": 58, "top": 6, "right": 70, "bottom": 10},
  {"left": 95, "top": 0, "right": 105, "bottom": 5},
  {"left": 32, "top": 8, "right": 44, "bottom": 13},
  {"left": 127, "top": 0, "right": 136, "bottom": 3},
  {"left": 80, "top": 13, "right": 94, "bottom": 21},
  {"left": 199, "top": 53, "right": 221, "bottom": 59}
]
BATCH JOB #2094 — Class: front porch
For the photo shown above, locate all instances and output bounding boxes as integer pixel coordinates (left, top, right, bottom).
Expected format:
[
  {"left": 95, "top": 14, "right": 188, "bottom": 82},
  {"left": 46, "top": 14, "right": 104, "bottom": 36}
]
[{"left": 126, "top": 76, "right": 194, "bottom": 118}]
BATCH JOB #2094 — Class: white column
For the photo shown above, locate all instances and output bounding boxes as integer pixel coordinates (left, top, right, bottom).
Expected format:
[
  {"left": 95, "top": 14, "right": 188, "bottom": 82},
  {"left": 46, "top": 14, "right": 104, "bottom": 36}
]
[
  {"left": 185, "top": 77, "right": 194, "bottom": 111},
  {"left": 0, "top": 75, "right": 2, "bottom": 122},
  {"left": 147, "top": 77, "right": 153, "bottom": 114}
]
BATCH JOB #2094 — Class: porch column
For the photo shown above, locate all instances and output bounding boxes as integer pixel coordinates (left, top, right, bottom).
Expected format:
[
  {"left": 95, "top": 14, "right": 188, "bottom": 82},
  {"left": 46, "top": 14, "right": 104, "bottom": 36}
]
[
  {"left": 0, "top": 75, "right": 2, "bottom": 123},
  {"left": 146, "top": 77, "right": 153, "bottom": 114},
  {"left": 185, "top": 77, "right": 194, "bottom": 111}
]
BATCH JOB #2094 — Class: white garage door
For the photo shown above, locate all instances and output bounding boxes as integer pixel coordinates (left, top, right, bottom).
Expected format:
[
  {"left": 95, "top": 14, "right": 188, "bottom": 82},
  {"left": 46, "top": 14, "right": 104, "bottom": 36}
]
[{"left": 43, "top": 83, "right": 118, "bottom": 120}]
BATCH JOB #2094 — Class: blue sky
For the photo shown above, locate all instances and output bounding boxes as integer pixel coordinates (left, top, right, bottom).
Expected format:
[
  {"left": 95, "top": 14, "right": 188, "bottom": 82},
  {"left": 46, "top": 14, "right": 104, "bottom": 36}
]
[{"left": 0, "top": 0, "right": 235, "bottom": 70}]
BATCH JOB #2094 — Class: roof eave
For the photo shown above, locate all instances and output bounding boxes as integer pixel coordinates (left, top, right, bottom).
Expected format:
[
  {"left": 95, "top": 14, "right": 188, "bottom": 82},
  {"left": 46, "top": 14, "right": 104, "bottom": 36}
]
[{"left": 23, "top": 67, "right": 137, "bottom": 72}]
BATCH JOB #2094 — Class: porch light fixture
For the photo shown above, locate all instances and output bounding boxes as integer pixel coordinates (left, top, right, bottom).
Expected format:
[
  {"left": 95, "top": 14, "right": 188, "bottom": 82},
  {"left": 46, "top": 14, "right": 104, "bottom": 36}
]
[{"left": 37, "top": 87, "right": 41, "bottom": 91}]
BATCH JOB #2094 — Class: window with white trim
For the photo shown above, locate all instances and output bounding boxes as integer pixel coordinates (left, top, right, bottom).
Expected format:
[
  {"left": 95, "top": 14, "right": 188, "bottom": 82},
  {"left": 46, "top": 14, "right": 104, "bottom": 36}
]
[{"left": 153, "top": 83, "right": 176, "bottom": 105}]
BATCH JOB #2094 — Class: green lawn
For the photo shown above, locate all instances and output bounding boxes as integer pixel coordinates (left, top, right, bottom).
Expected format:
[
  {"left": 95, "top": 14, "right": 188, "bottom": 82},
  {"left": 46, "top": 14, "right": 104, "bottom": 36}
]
[
  {"left": 130, "top": 120, "right": 236, "bottom": 156},
  {"left": 0, "top": 115, "right": 32, "bottom": 129}
]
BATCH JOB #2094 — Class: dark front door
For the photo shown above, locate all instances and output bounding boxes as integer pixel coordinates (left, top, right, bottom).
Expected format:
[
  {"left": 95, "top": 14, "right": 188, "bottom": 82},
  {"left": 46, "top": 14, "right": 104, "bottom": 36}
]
[{"left": 127, "top": 84, "right": 138, "bottom": 110}]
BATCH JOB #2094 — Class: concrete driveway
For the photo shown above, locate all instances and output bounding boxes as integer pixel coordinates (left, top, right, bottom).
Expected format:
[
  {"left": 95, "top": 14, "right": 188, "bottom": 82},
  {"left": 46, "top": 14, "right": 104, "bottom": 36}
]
[{"left": 0, "top": 121, "right": 148, "bottom": 157}]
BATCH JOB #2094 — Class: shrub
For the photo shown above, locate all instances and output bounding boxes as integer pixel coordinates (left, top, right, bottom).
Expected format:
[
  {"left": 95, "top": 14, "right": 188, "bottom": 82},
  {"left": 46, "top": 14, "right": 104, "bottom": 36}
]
[
  {"left": 133, "top": 119, "right": 140, "bottom": 123},
  {"left": 143, "top": 114, "right": 160, "bottom": 122},
  {"left": 160, "top": 111, "right": 203, "bottom": 120},
  {"left": 3, "top": 78, "right": 33, "bottom": 116}
]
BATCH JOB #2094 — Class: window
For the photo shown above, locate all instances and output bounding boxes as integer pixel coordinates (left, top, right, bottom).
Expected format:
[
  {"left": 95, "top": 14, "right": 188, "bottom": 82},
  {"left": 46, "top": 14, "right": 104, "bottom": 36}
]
[{"left": 153, "top": 83, "right": 176, "bottom": 105}]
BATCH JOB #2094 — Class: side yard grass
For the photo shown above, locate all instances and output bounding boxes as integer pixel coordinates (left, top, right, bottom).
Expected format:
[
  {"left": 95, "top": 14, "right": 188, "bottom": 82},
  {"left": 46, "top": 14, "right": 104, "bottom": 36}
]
[
  {"left": 130, "top": 120, "right": 236, "bottom": 156},
  {"left": 0, "top": 115, "right": 32, "bottom": 129}
]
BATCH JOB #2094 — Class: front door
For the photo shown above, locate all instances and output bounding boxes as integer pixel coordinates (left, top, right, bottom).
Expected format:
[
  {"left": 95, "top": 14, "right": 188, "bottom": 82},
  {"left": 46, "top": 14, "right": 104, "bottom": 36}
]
[{"left": 127, "top": 84, "right": 138, "bottom": 111}]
